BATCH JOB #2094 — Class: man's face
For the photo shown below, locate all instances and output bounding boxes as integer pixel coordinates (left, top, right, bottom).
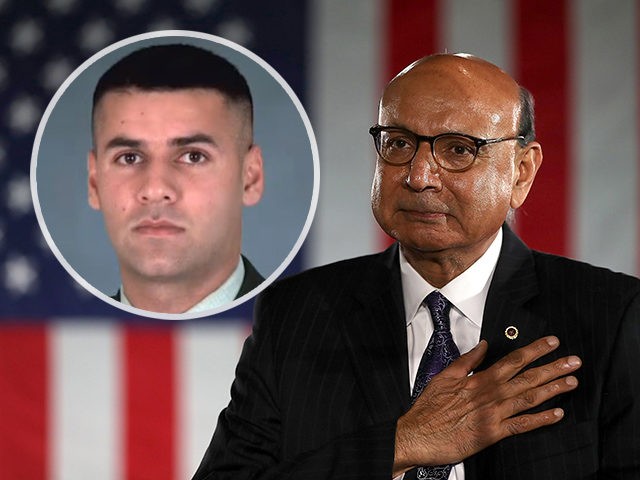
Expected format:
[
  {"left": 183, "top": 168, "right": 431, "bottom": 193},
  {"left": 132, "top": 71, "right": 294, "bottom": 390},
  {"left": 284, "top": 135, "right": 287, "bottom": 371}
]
[
  {"left": 88, "top": 88, "right": 263, "bottom": 288},
  {"left": 371, "top": 56, "right": 539, "bottom": 261}
]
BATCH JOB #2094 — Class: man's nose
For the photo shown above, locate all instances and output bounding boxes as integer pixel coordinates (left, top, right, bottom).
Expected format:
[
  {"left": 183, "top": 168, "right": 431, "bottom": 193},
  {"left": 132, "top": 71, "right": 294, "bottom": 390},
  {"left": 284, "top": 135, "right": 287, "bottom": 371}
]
[
  {"left": 137, "top": 161, "right": 178, "bottom": 204},
  {"left": 404, "top": 143, "right": 442, "bottom": 192}
]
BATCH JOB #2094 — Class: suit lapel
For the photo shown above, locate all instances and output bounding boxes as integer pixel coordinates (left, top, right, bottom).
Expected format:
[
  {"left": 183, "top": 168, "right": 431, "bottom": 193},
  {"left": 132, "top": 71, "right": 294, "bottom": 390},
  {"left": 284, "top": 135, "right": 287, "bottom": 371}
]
[
  {"left": 339, "top": 244, "right": 411, "bottom": 423},
  {"left": 464, "top": 226, "right": 547, "bottom": 479},
  {"left": 478, "top": 225, "right": 546, "bottom": 370},
  {"left": 236, "top": 255, "right": 264, "bottom": 298}
]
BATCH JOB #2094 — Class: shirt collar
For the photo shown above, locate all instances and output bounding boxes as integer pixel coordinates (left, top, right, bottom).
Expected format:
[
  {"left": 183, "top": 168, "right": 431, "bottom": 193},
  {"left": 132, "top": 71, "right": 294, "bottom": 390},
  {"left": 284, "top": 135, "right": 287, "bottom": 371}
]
[
  {"left": 400, "top": 228, "right": 502, "bottom": 327},
  {"left": 120, "top": 257, "right": 245, "bottom": 314}
]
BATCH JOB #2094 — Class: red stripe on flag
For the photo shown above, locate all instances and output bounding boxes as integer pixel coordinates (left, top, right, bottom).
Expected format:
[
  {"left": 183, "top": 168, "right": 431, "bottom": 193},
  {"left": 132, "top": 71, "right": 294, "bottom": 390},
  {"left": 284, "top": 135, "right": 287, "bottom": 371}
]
[
  {"left": 0, "top": 324, "right": 48, "bottom": 480},
  {"left": 381, "top": 0, "right": 440, "bottom": 248},
  {"left": 513, "top": 0, "right": 571, "bottom": 256},
  {"left": 386, "top": 0, "right": 440, "bottom": 81},
  {"left": 123, "top": 326, "right": 176, "bottom": 480}
]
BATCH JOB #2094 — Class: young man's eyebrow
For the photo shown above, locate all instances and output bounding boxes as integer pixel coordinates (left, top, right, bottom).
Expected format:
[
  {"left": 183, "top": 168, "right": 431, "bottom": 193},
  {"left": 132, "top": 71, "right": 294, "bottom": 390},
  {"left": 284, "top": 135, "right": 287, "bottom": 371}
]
[
  {"left": 169, "top": 134, "right": 217, "bottom": 147},
  {"left": 102, "top": 134, "right": 218, "bottom": 151},
  {"left": 104, "top": 136, "right": 144, "bottom": 150}
]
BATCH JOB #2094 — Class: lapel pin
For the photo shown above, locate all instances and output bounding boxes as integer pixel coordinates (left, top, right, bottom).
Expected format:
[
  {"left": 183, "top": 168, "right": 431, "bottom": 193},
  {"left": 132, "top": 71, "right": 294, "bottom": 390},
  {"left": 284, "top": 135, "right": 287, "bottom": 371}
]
[{"left": 505, "top": 326, "right": 519, "bottom": 340}]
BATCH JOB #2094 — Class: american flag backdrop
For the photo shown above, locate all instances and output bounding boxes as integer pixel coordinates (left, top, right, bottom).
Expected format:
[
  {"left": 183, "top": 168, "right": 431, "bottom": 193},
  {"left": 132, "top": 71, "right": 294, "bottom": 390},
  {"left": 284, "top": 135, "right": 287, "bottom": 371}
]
[{"left": 1, "top": 1, "right": 638, "bottom": 479}]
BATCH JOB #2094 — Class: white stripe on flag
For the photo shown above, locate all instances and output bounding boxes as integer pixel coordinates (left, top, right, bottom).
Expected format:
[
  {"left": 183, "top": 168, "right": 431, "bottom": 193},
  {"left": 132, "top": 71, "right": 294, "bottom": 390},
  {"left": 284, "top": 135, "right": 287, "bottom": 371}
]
[
  {"left": 573, "top": 0, "right": 639, "bottom": 276},
  {"left": 441, "top": 0, "right": 513, "bottom": 73},
  {"left": 308, "top": 0, "right": 384, "bottom": 267},
  {"left": 50, "top": 321, "right": 121, "bottom": 480},
  {"left": 178, "top": 321, "right": 249, "bottom": 480}
]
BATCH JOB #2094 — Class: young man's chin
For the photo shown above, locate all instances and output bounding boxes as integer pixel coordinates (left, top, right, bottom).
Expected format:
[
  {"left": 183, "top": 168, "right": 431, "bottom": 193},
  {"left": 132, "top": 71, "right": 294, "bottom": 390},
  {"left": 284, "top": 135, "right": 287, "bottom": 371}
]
[{"left": 121, "top": 259, "right": 192, "bottom": 285}]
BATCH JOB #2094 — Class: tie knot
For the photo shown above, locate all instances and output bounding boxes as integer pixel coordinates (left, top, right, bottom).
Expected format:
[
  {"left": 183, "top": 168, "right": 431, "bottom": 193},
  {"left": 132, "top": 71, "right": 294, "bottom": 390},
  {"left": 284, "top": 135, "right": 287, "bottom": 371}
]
[{"left": 424, "top": 291, "right": 452, "bottom": 331}]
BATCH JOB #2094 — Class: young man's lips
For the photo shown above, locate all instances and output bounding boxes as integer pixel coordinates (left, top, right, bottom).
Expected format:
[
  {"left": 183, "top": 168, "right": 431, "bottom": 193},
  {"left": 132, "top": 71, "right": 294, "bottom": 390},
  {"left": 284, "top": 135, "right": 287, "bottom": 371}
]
[{"left": 133, "top": 221, "right": 185, "bottom": 236}]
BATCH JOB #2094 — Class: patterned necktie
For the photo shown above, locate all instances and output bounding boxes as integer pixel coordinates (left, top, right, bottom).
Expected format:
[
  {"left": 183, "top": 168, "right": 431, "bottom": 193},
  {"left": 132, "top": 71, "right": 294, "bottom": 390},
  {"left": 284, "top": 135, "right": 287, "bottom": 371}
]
[{"left": 406, "top": 291, "right": 460, "bottom": 480}]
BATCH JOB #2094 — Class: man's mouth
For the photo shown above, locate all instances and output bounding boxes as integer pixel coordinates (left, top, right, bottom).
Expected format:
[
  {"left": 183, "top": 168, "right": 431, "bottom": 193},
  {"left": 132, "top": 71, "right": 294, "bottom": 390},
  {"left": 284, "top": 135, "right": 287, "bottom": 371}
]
[
  {"left": 133, "top": 220, "right": 185, "bottom": 236},
  {"left": 401, "top": 209, "right": 448, "bottom": 220}
]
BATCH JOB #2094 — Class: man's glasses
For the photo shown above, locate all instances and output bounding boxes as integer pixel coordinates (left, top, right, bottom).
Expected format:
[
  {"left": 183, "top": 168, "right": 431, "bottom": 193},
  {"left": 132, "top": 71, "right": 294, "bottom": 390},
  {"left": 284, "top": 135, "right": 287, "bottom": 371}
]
[{"left": 369, "top": 125, "right": 526, "bottom": 172}]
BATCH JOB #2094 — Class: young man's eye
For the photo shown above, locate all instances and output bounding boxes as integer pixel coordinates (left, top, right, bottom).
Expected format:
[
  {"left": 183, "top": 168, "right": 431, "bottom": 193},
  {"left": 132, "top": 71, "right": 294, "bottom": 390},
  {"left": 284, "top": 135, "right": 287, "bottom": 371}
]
[
  {"left": 116, "top": 152, "right": 142, "bottom": 165},
  {"left": 180, "top": 151, "right": 207, "bottom": 164}
]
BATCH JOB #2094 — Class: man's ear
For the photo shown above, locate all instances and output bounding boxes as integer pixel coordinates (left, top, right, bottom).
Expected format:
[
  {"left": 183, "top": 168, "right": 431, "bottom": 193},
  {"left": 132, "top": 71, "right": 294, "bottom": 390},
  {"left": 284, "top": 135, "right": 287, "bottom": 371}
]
[
  {"left": 510, "top": 141, "right": 542, "bottom": 209},
  {"left": 242, "top": 144, "right": 264, "bottom": 207},
  {"left": 87, "top": 150, "right": 101, "bottom": 210}
]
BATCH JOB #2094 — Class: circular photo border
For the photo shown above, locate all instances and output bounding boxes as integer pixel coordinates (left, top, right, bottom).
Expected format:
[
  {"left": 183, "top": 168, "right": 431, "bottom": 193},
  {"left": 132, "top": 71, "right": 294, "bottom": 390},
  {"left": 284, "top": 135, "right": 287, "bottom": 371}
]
[{"left": 30, "top": 30, "right": 320, "bottom": 320}]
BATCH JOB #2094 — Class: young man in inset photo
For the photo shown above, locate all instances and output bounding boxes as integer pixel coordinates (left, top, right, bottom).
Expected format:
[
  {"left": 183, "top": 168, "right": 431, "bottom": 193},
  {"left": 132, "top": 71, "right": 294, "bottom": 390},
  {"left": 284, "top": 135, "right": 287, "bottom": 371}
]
[{"left": 88, "top": 44, "right": 264, "bottom": 314}]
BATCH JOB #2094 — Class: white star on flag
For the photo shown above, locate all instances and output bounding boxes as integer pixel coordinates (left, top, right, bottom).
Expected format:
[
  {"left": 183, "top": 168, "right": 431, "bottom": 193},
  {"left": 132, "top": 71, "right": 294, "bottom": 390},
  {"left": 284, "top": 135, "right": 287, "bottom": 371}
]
[
  {"left": 8, "top": 95, "right": 41, "bottom": 134},
  {"left": 10, "top": 18, "right": 44, "bottom": 55},
  {"left": 6, "top": 175, "right": 33, "bottom": 216},
  {"left": 4, "top": 254, "right": 38, "bottom": 296}
]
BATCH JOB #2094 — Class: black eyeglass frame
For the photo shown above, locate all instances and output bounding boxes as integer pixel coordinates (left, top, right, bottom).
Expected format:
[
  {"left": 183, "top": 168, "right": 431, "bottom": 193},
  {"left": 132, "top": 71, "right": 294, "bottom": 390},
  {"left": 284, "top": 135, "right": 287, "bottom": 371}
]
[{"left": 369, "top": 124, "right": 527, "bottom": 172}]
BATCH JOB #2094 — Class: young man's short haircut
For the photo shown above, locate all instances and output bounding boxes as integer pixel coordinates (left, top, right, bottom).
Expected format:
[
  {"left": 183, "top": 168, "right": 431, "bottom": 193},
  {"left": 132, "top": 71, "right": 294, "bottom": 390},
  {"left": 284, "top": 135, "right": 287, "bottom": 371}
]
[{"left": 92, "top": 43, "right": 253, "bottom": 130}]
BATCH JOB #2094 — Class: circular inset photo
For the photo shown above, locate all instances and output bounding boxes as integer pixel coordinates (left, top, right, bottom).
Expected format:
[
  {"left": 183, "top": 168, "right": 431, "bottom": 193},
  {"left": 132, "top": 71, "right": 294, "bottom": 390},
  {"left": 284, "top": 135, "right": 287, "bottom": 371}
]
[{"left": 31, "top": 31, "right": 319, "bottom": 320}]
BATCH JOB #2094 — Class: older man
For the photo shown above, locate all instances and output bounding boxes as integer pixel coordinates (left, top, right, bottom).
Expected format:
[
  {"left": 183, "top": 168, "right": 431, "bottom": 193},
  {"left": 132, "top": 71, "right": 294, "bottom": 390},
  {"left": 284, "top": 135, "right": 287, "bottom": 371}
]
[{"left": 193, "top": 54, "right": 640, "bottom": 479}]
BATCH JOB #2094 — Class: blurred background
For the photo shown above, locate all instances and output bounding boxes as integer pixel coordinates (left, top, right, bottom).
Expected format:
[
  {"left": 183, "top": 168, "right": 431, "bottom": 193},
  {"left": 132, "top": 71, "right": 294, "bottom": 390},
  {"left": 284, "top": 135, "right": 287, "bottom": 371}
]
[{"left": 0, "top": 1, "right": 638, "bottom": 479}]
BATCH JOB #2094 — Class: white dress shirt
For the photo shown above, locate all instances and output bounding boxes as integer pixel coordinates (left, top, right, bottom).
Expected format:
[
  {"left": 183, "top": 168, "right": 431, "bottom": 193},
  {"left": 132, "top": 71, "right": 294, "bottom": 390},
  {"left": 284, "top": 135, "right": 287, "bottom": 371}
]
[
  {"left": 120, "top": 256, "right": 244, "bottom": 313},
  {"left": 399, "top": 229, "right": 502, "bottom": 480}
]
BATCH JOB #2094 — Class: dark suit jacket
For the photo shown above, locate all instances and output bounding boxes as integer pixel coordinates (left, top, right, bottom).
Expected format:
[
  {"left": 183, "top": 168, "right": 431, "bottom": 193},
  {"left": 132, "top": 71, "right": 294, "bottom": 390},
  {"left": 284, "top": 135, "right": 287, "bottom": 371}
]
[
  {"left": 236, "top": 256, "right": 264, "bottom": 297},
  {"left": 193, "top": 226, "right": 640, "bottom": 479},
  {"left": 111, "top": 255, "right": 263, "bottom": 303}
]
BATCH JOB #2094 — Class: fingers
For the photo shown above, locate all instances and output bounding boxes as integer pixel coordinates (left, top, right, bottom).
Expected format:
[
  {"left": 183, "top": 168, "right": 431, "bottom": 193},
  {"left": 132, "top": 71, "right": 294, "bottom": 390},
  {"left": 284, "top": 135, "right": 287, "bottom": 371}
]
[
  {"left": 497, "top": 351, "right": 581, "bottom": 402},
  {"left": 490, "top": 336, "right": 562, "bottom": 382},
  {"left": 509, "top": 354, "right": 582, "bottom": 390},
  {"left": 497, "top": 368, "right": 579, "bottom": 442},
  {"left": 503, "top": 373, "right": 579, "bottom": 417},
  {"left": 501, "top": 407, "right": 566, "bottom": 438}
]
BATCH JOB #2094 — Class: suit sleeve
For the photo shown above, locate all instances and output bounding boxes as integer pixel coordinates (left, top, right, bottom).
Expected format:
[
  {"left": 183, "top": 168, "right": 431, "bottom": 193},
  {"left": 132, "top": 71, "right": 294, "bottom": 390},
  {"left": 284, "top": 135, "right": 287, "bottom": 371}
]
[
  {"left": 599, "top": 290, "right": 640, "bottom": 478},
  {"left": 191, "top": 291, "right": 398, "bottom": 480}
]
